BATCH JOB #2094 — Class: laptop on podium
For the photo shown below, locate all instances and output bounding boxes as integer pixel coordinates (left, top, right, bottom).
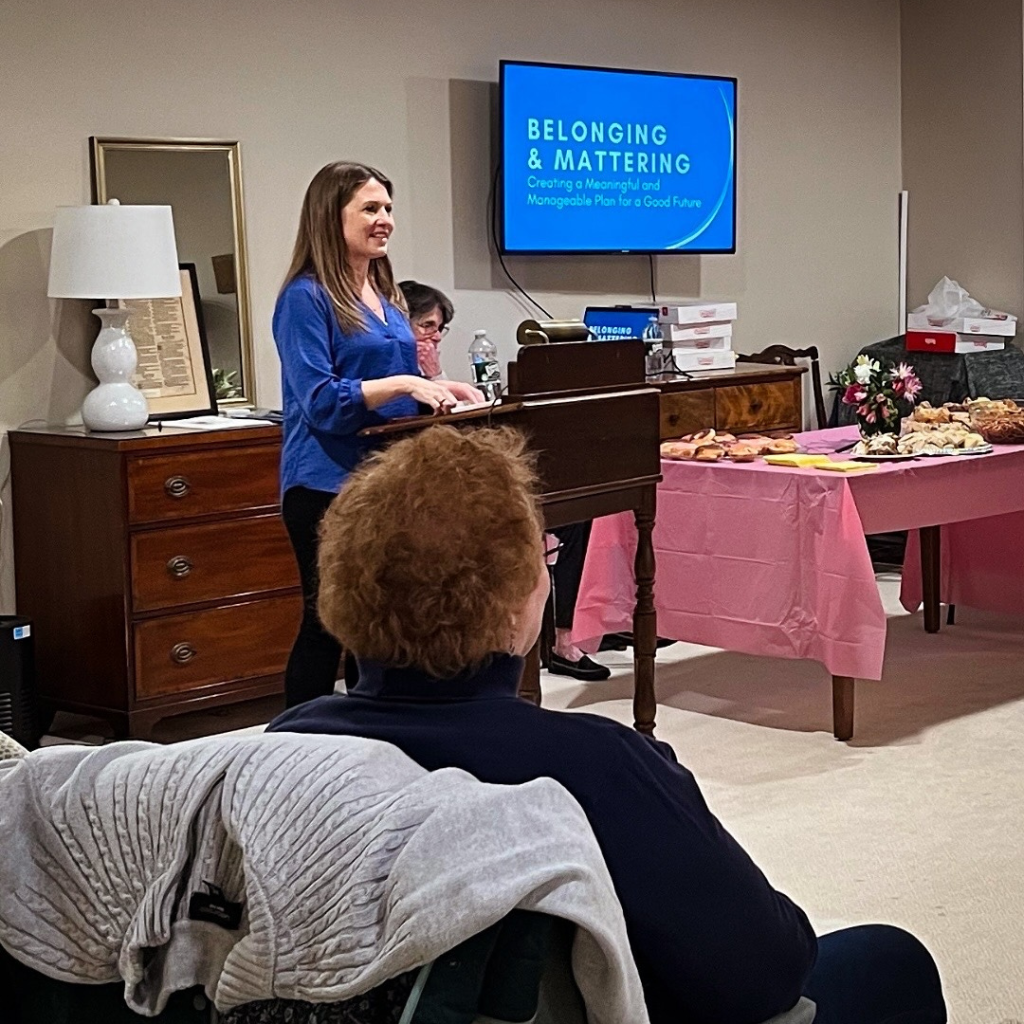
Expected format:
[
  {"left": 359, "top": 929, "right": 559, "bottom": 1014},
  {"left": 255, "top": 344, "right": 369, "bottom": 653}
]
[{"left": 582, "top": 306, "right": 658, "bottom": 342}]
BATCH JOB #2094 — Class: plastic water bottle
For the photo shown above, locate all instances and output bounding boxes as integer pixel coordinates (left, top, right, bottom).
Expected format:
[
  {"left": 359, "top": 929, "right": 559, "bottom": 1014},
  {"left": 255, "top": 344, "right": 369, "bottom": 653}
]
[
  {"left": 642, "top": 316, "right": 664, "bottom": 375},
  {"left": 468, "top": 329, "right": 502, "bottom": 400}
]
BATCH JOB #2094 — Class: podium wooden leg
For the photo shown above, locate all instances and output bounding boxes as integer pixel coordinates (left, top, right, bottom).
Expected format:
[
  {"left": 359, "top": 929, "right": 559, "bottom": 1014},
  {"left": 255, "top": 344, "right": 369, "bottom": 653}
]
[
  {"left": 832, "top": 675, "right": 855, "bottom": 741},
  {"left": 519, "top": 642, "right": 542, "bottom": 706},
  {"left": 633, "top": 488, "right": 658, "bottom": 735},
  {"left": 920, "top": 526, "right": 941, "bottom": 634}
]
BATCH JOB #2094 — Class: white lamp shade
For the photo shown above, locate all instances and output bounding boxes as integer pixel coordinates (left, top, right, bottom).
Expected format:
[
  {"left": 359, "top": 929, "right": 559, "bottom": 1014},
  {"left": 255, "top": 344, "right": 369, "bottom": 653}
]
[{"left": 47, "top": 202, "right": 182, "bottom": 299}]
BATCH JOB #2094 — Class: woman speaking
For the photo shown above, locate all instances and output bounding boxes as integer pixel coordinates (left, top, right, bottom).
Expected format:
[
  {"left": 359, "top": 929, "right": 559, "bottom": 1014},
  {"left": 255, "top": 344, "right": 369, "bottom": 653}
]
[{"left": 274, "top": 162, "right": 481, "bottom": 708}]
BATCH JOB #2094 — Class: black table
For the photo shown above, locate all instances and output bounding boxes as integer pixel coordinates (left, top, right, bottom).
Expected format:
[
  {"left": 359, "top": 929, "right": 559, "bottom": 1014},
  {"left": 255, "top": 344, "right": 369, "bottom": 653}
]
[{"left": 833, "top": 335, "right": 1024, "bottom": 426}]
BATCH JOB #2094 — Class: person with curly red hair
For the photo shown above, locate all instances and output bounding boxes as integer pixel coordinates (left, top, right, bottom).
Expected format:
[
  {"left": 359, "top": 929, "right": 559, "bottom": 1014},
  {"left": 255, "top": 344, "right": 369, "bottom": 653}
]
[{"left": 268, "top": 424, "right": 945, "bottom": 1024}]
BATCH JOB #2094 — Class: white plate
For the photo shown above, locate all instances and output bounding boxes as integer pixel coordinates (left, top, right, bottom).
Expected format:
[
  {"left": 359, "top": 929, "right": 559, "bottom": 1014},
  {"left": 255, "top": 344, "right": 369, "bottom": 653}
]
[
  {"left": 917, "top": 444, "right": 993, "bottom": 457},
  {"left": 851, "top": 452, "right": 920, "bottom": 461}
]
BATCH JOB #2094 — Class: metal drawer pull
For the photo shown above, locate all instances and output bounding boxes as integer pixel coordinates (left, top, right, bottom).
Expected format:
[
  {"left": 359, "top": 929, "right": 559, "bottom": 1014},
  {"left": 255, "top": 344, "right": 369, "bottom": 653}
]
[
  {"left": 170, "top": 642, "right": 197, "bottom": 665},
  {"left": 166, "top": 555, "right": 193, "bottom": 579},
  {"left": 164, "top": 475, "right": 191, "bottom": 499}
]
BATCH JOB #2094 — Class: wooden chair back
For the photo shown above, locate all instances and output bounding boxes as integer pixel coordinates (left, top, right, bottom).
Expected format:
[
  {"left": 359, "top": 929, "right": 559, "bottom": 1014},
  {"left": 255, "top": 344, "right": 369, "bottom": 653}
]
[{"left": 736, "top": 345, "right": 826, "bottom": 430}]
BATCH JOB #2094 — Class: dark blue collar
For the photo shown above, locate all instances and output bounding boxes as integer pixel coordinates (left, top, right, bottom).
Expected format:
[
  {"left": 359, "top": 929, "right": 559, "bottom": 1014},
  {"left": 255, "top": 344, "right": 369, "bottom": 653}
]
[{"left": 350, "top": 654, "right": 524, "bottom": 702}]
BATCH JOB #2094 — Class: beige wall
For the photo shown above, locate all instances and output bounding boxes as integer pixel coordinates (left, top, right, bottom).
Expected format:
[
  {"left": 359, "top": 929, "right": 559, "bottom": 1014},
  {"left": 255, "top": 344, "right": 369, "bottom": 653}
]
[
  {"left": 901, "top": 0, "right": 1024, "bottom": 315},
  {"left": 0, "top": 0, "right": 902, "bottom": 610}
]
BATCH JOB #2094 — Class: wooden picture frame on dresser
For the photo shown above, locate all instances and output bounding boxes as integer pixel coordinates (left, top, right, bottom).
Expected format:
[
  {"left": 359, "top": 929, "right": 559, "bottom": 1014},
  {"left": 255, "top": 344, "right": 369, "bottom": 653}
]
[{"left": 9, "top": 424, "right": 300, "bottom": 740}]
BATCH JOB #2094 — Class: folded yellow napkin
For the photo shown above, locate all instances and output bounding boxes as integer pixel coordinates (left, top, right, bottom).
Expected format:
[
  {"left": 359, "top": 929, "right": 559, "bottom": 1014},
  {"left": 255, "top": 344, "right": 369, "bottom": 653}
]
[
  {"left": 816, "top": 460, "right": 879, "bottom": 473},
  {"left": 762, "top": 453, "right": 833, "bottom": 467}
]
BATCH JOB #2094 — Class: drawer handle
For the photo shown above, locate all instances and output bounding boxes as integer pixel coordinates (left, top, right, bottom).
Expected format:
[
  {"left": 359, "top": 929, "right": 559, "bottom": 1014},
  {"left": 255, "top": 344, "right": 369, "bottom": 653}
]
[
  {"left": 166, "top": 555, "right": 193, "bottom": 579},
  {"left": 170, "top": 642, "right": 197, "bottom": 665},
  {"left": 164, "top": 475, "right": 191, "bottom": 499}
]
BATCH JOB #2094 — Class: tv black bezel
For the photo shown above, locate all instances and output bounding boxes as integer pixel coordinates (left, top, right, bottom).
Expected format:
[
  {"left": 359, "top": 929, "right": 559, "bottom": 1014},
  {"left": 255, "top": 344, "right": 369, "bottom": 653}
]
[{"left": 498, "top": 58, "right": 738, "bottom": 257}]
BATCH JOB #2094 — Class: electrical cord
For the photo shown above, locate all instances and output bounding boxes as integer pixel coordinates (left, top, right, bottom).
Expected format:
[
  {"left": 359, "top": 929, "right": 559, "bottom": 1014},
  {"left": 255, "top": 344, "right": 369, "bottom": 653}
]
[
  {"left": 489, "top": 164, "right": 552, "bottom": 319},
  {"left": 483, "top": 381, "right": 509, "bottom": 428},
  {"left": 648, "top": 255, "right": 656, "bottom": 303}
]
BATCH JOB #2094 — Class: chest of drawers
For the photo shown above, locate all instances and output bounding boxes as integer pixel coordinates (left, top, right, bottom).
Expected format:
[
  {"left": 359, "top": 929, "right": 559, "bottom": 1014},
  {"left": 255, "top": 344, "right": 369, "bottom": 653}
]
[
  {"left": 10, "top": 425, "right": 301, "bottom": 739},
  {"left": 655, "top": 363, "right": 807, "bottom": 439}
]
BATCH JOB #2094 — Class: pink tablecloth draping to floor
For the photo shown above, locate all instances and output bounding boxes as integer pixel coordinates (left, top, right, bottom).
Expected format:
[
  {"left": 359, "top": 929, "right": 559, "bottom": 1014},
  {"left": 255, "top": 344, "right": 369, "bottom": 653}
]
[{"left": 571, "top": 426, "right": 1024, "bottom": 680}]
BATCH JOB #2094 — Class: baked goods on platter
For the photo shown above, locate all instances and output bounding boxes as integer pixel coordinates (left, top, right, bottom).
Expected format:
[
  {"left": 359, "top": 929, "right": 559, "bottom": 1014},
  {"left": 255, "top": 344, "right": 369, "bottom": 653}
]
[
  {"left": 851, "top": 419, "right": 988, "bottom": 457},
  {"left": 660, "top": 429, "right": 799, "bottom": 463}
]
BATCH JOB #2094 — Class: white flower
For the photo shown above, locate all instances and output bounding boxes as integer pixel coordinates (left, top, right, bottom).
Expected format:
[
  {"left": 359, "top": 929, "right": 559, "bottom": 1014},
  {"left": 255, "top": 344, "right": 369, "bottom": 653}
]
[{"left": 854, "top": 363, "right": 873, "bottom": 384}]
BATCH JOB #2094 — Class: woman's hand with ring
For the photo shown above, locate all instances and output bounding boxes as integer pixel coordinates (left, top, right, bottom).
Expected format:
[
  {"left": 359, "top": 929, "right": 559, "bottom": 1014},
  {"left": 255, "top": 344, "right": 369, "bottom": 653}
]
[{"left": 406, "top": 377, "right": 459, "bottom": 414}]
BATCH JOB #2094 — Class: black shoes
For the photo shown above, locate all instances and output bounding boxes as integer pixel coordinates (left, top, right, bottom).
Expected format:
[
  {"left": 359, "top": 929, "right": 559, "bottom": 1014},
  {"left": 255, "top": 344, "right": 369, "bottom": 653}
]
[
  {"left": 599, "top": 632, "right": 678, "bottom": 651},
  {"left": 548, "top": 653, "right": 612, "bottom": 681}
]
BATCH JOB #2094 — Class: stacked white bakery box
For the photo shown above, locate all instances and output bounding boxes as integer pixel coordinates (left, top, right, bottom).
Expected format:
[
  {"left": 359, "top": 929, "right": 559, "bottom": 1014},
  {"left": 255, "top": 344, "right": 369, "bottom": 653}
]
[
  {"left": 905, "top": 310, "right": 1016, "bottom": 354},
  {"left": 905, "top": 277, "right": 1017, "bottom": 354},
  {"left": 658, "top": 301, "right": 738, "bottom": 372}
]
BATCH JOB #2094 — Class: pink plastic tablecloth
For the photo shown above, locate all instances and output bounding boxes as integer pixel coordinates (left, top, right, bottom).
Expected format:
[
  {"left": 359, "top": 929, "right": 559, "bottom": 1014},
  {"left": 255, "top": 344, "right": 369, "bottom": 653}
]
[{"left": 571, "top": 426, "right": 1024, "bottom": 680}]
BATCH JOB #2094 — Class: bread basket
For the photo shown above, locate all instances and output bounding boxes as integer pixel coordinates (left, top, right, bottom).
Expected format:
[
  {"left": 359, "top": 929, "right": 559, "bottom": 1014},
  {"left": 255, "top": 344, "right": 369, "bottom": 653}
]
[{"left": 968, "top": 399, "right": 1024, "bottom": 444}]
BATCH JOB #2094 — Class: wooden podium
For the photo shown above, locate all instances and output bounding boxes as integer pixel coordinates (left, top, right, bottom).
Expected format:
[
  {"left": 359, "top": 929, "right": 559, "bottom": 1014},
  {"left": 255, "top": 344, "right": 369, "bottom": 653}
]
[{"left": 362, "top": 340, "right": 663, "bottom": 733}]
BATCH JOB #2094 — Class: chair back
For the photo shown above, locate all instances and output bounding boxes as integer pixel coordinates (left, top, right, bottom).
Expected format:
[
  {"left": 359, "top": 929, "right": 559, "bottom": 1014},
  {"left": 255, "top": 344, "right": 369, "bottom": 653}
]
[{"left": 736, "top": 345, "right": 826, "bottom": 430}]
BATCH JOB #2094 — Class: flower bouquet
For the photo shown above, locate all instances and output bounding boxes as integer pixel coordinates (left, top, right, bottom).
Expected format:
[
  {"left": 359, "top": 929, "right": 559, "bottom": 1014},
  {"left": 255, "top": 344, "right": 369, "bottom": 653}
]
[{"left": 828, "top": 356, "right": 923, "bottom": 437}]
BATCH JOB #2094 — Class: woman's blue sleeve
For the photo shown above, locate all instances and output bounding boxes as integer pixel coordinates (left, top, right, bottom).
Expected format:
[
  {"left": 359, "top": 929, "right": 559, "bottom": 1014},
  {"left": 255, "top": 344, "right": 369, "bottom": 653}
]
[{"left": 274, "top": 283, "right": 376, "bottom": 434}]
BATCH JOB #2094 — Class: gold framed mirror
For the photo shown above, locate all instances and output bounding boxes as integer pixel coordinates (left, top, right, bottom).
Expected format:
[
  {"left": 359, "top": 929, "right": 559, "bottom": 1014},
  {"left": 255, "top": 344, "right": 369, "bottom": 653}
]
[{"left": 90, "top": 137, "right": 255, "bottom": 406}]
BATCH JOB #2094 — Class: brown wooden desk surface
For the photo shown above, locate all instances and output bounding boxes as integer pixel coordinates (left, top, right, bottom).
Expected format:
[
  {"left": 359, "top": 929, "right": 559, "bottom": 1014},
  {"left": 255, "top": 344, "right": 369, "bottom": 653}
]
[{"left": 652, "top": 363, "right": 807, "bottom": 438}]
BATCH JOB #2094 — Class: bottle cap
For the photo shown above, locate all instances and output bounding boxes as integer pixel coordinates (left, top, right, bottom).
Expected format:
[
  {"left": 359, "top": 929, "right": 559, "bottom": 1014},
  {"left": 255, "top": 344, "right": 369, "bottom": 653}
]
[{"left": 474, "top": 329, "right": 487, "bottom": 337}]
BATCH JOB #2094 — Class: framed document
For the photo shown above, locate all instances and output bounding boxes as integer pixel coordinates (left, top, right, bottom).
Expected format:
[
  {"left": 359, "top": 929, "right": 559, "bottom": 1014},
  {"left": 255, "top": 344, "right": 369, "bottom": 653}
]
[{"left": 120, "top": 263, "right": 217, "bottom": 420}]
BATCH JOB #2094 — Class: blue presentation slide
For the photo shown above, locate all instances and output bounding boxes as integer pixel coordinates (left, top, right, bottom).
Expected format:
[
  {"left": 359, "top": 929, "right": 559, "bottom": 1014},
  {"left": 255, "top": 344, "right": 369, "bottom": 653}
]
[
  {"left": 501, "top": 62, "right": 736, "bottom": 254},
  {"left": 583, "top": 307, "right": 658, "bottom": 340}
]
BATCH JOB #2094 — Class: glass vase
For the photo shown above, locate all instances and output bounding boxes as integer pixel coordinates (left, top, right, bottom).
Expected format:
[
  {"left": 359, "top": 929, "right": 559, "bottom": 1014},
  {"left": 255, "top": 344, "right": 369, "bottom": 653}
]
[{"left": 856, "top": 400, "right": 901, "bottom": 438}]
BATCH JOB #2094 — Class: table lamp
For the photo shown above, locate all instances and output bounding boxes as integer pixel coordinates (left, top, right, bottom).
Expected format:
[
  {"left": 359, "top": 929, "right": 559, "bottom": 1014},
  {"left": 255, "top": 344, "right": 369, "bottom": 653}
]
[{"left": 47, "top": 200, "right": 181, "bottom": 431}]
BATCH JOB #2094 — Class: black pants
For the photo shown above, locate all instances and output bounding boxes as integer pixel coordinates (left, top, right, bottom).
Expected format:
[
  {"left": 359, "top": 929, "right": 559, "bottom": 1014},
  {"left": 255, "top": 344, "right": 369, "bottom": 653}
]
[
  {"left": 549, "top": 522, "right": 591, "bottom": 630},
  {"left": 806, "top": 924, "right": 946, "bottom": 1024},
  {"left": 281, "top": 486, "right": 346, "bottom": 708}
]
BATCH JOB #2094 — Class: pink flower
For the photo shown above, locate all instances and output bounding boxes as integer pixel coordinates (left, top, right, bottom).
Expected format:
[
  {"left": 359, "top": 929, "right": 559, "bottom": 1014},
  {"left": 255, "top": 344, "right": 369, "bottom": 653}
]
[
  {"left": 879, "top": 404, "right": 890, "bottom": 419},
  {"left": 876, "top": 394, "right": 887, "bottom": 404},
  {"left": 894, "top": 363, "right": 923, "bottom": 401},
  {"left": 843, "top": 384, "right": 867, "bottom": 405}
]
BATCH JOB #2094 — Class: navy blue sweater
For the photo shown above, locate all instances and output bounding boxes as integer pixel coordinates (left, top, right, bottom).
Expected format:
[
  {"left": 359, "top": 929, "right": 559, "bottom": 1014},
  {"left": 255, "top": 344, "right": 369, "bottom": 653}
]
[{"left": 267, "top": 655, "right": 817, "bottom": 1024}]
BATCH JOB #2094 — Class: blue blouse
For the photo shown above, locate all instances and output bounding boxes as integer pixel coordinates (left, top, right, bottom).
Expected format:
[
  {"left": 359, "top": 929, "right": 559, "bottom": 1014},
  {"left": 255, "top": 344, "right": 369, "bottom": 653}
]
[{"left": 273, "top": 275, "right": 421, "bottom": 496}]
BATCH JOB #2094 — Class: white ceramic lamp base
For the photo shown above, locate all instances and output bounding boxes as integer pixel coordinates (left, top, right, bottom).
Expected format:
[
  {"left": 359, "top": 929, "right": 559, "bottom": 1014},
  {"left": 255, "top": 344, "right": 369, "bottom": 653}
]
[{"left": 82, "top": 307, "right": 149, "bottom": 432}]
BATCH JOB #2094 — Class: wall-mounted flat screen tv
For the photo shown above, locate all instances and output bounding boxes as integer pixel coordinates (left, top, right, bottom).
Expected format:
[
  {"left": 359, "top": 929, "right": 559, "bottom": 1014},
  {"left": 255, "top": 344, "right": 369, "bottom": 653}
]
[{"left": 500, "top": 60, "right": 737, "bottom": 255}]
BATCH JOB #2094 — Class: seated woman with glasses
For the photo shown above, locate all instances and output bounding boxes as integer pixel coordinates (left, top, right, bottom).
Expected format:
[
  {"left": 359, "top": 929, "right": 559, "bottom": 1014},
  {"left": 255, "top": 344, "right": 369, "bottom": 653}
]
[
  {"left": 268, "top": 424, "right": 945, "bottom": 1024},
  {"left": 400, "top": 280, "right": 451, "bottom": 381}
]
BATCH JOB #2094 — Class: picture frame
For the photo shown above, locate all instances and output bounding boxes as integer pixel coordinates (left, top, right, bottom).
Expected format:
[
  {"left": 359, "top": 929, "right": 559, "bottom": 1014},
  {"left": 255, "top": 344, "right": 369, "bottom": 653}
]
[{"left": 119, "top": 263, "right": 218, "bottom": 420}]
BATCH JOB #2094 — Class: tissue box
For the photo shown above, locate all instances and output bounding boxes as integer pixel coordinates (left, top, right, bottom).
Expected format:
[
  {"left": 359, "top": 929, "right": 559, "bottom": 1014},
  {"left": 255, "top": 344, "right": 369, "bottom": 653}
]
[
  {"left": 664, "top": 322, "right": 733, "bottom": 348},
  {"left": 659, "top": 302, "right": 738, "bottom": 325},
  {"left": 671, "top": 349, "right": 738, "bottom": 372},
  {"left": 907, "top": 312, "right": 1017, "bottom": 337},
  {"left": 905, "top": 329, "right": 1006, "bottom": 354}
]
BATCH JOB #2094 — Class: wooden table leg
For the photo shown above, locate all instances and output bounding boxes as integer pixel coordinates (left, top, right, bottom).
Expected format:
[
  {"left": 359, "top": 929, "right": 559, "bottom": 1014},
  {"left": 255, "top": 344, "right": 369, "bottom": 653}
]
[
  {"left": 518, "top": 641, "right": 542, "bottom": 706},
  {"left": 632, "top": 487, "right": 658, "bottom": 735},
  {"left": 832, "top": 675, "right": 855, "bottom": 741},
  {"left": 920, "top": 525, "right": 941, "bottom": 634}
]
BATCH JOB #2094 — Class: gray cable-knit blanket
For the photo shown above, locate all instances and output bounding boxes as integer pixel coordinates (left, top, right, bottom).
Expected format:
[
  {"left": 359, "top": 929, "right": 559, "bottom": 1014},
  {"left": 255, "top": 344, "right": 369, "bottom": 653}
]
[{"left": 0, "top": 733, "right": 648, "bottom": 1022}]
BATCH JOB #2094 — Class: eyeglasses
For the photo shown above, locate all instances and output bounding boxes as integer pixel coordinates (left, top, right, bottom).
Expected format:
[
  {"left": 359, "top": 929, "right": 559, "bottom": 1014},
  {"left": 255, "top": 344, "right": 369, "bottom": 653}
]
[{"left": 413, "top": 320, "right": 449, "bottom": 337}]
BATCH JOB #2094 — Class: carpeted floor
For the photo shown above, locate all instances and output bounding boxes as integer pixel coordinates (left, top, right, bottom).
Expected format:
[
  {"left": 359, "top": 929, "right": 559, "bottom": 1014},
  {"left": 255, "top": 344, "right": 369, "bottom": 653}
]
[
  {"left": 540, "top": 577, "right": 1024, "bottom": 1024},
  {"left": 83, "top": 575, "right": 1024, "bottom": 1022}
]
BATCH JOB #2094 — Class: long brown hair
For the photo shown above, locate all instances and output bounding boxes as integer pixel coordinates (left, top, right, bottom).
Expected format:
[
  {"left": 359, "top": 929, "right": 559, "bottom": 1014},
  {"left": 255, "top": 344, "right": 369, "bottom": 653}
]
[{"left": 281, "top": 162, "right": 406, "bottom": 333}]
